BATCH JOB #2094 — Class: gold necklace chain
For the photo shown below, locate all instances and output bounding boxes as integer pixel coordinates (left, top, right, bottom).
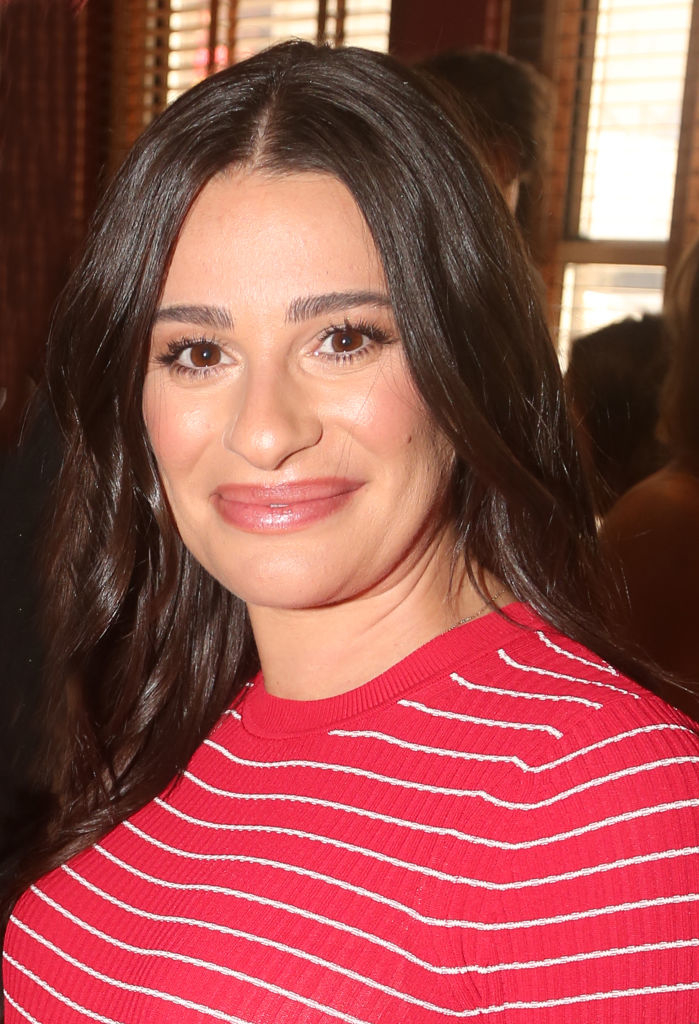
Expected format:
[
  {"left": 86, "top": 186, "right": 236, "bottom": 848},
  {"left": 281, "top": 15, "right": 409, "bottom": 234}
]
[{"left": 448, "top": 589, "right": 508, "bottom": 632}]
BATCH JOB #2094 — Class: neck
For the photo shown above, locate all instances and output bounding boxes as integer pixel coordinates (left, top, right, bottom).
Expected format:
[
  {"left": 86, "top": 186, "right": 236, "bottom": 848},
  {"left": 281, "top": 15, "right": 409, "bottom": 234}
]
[{"left": 248, "top": 548, "right": 508, "bottom": 701}]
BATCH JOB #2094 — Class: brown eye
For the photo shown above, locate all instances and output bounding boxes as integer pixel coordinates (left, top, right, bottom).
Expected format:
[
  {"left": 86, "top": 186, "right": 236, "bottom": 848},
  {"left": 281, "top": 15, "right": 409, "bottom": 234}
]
[
  {"left": 329, "top": 328, "right": 366, "bottom": 354},
  {"left": 188, "top": 342, "right": 222, "bottom": 367}
]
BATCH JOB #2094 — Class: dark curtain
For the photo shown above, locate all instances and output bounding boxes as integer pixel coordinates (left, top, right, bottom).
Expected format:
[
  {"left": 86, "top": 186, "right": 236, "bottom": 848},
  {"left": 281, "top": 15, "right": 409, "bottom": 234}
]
[
  {"left": 0, "top": 0, "right": 81, "bottom": 447},
  {"left": 0, "top": 0, "right": 110, "bottom": 818}
]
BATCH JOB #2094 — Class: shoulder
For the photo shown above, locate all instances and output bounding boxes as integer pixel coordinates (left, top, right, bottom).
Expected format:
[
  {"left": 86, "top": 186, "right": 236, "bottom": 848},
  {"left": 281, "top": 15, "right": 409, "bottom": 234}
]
[
  {"left": 441, "top": 604, "right": 699, "bottom": 766},
  {"left": 438, "top": 608, "right": 699, "bottom": 873},
  {"left": 445, "top": 602, "right": 655, "bottom": 713},
  {"left": 598, "top": 470, "right": 699, "bottom": 675},
  {"left": 602, "top": 467, "right": 699, "bottom": 543}
]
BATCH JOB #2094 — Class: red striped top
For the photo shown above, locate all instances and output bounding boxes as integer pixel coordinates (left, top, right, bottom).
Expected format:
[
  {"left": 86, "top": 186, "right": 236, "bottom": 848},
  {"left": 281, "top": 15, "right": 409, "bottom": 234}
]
[{"left": 4, "top": 603, "right": 699, "bottom": 1022}]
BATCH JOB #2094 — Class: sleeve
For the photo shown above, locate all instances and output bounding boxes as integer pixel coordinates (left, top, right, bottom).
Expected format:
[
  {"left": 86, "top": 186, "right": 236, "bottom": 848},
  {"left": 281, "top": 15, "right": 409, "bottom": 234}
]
[{"left": 459, "top": 695, "right": 699, "bottom": 1023}]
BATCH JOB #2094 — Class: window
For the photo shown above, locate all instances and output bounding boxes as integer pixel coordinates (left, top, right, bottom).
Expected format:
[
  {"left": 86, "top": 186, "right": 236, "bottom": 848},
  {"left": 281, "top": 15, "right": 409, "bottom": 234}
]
[
  {"left": 578, "top": 0, "right": 691, "bottom": 241},
  {"left": 551, "top": 0, "right": 697, "bottom": 359}
]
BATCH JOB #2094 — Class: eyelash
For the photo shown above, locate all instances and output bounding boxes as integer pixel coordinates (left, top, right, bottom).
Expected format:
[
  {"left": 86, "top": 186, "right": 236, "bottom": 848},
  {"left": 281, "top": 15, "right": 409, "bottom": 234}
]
[
  {"left": 155, "top": 336, "right": 228, "bottom": 378},
  {"left": 314, "top": 319, "right": 394, "bottom": 364},
  {"left": 154, "top": 319, "right": 395, "bottom": 378}
]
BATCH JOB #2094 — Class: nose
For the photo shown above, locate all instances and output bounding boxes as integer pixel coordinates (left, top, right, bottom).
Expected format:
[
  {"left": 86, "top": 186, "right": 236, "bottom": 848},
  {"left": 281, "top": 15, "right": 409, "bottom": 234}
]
[{"left": 222, "top": 364, "right": 322, "bottom": 471}]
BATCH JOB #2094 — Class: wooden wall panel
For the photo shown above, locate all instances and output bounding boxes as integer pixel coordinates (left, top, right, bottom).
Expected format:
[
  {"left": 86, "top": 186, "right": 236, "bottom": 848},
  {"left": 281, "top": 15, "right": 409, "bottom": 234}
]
[
  {"left": 389, "top": 0, "right": 508, "bottom": 60},
  {"left": 0, "top": 0, "right": 80, "bottom": 446},
  {"left": 668, "top": 0, "right": 699, "bottom": 275},
  {"left": 0, "top": 0, "right": 113, "bottom": 447}
]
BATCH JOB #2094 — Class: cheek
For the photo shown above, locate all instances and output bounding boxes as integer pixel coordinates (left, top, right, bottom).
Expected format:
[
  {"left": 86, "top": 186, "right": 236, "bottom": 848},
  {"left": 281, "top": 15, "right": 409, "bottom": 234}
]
[
  {"left": 403, "top": 422, "right": 454, "bottom": 508},
  {"left": 142, "top": 380, "right": 217, "bottom": 477},
  {"left": 350, "top": 367, "right": 448, "bottom": 472},
  {"left": 344, "top": 360, "right": 417, "bottom": 442}
]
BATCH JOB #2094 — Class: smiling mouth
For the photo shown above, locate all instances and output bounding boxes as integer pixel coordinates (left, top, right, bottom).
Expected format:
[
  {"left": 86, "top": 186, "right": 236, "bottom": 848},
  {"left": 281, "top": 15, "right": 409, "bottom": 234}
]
[{"left": 212, "top": 478, "right": 363, "bottom": 533}]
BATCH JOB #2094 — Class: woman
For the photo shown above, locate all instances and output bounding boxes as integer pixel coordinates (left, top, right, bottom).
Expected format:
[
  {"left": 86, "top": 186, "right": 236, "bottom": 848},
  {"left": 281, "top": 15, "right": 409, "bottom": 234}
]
[{"left": 3, "top": 41, "right": 698, "bottom": 1022}]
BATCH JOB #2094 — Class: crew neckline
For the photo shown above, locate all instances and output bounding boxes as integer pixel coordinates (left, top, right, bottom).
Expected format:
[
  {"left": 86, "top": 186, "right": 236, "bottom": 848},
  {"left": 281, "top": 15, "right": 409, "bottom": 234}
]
[{"left": 241, "top": 601, "right": 530, "bottom": 738}]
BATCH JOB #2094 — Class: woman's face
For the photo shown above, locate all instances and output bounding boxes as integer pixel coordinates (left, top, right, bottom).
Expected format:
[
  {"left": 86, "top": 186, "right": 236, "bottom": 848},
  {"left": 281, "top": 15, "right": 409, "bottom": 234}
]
[{"left": 143, "top": 170, "right": 455, "bottom": 611}]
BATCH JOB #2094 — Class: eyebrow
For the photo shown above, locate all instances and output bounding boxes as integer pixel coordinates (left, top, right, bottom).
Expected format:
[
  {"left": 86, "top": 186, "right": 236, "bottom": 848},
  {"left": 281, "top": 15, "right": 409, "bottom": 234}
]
[
  {"left": 285, "top": 290, "right": 392, "bottom": 324},
  {"left": 153, "top": 304, "right": 235, "bottom": 331},
  {"left": 153, "top": 290, "right": 392, "bottom": 332}
]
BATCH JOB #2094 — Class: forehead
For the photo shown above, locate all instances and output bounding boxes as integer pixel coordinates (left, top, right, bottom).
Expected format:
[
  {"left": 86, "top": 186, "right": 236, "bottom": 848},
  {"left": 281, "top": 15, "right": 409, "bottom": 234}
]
[{"left": 160, "top": 170, "right": 386, "bottom": 310}]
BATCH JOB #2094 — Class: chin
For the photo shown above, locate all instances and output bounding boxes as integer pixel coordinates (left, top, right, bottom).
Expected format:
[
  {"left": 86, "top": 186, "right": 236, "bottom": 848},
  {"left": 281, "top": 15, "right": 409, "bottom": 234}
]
[
  {"left": 199, "top": 550, "right": 356, "bottom": 609},
  {"left": 223, "top": 579, "right": 352, "bottom": 611}
]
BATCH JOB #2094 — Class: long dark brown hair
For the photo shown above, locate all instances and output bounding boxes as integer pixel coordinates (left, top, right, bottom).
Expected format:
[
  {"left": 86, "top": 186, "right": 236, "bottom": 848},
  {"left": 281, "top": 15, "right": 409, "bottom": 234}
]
[{"left": 2, "top": 40, "right": 689, "bottom": 926}]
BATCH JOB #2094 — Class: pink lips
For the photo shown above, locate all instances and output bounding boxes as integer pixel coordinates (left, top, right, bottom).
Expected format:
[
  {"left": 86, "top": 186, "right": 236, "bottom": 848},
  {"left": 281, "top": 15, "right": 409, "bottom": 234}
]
[{"left": 212, "top": 478, "right": 364, "bottom": 533}]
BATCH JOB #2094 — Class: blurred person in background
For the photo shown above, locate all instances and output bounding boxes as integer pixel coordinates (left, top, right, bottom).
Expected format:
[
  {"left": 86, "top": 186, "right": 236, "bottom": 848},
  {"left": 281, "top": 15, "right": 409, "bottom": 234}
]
[
  {"left": 416, "top": 47, "right": 551, "bottom": 254},
  {"left": 564, "top": 314, "right": 669, "bottom": 515},
  {"left": 600, "top": 237, "right": 699, "bottom": 684}
]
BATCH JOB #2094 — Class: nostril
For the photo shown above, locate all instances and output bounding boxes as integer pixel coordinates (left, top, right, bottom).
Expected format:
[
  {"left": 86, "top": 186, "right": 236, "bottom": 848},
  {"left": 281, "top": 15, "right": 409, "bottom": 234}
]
[{"left": 221, "top": 388, "right": 322, "bottom": 471}]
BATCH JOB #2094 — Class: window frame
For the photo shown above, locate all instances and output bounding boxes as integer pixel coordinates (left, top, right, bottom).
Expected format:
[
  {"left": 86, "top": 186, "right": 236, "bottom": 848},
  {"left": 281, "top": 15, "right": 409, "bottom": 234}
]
[{"left": 540, "top": 0, "right": 699, "bottom": 342}]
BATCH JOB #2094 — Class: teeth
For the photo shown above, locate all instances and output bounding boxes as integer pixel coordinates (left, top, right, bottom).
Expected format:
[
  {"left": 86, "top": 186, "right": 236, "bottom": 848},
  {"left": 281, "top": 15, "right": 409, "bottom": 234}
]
[{"left": 269, "top": 503, "right": 289, "bottom": 508}]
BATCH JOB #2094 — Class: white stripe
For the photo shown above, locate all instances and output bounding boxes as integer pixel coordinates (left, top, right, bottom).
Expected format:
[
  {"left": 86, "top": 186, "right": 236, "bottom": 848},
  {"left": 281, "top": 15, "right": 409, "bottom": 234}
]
[
  {"left": 8, "top": 917, "right": 289, "bottom": 1024},
  {"left": 93, "top": 845, "right": 699, "bottom": 965},
  {"left": 460, "top": 982, "right": 699, "bottom": 1018},
  {"left": 448, "top": 673, "right": 601, "bottom": 707},
  {"left": 4, "top": 991, "right": 58, "bottom": 1024},
  {"left": 480, "top": 892, "right": 699, "bottom": 934},
  {"left": 4, "top": 951, "right": 129, "bottom": 1024},
  {"left": 103, "top": 832, "right": 699, "bottom": 930},
  {"left": 483, "top": 846, "right": 699, "bottom": 892},
  {"left": 154, "top": 798, "right": 475, "bottom": 883},
  {"left": 94, "top": 835, "right": 470, "bottom": 937},
  {"left": 322, "top": 729, "right": 551, "bottom": 765},
  {"left": 9, "top": 920, "right": 697, "bottom": 1023},
  {"left": 388, "top": 706, "right": 563, "bottom": 737},
  {"left": 65, "top": 861, "right": 463, "bottom": 974},
  {"left": 535, "top": 631, "right": 618, "bottom": 674},
  {"left": 154, "top": 800, "right": 699, "bottom": 891},
  {"left": 191, "top": 743, "right": 699, "bottom": 808},
  {"left": 324, "top": 723, "right": 695, "bottom": 775},
  {"left": 32, "top": 878, "right": 699, "bottom": 996},
  {"left": 223, "top": 709, "right": 241, "bottom": 720},
  {"left": 37, "top": 880, "right": 477, "bottom": 1012},
  {"left": 518, "top": 723, "right": 695, "bottom": 772},
  {"left": 498, "top": 649, "right": 640, "bottom": 697},
  {"left": 17, "top": 939, "right": 691, "bottom": 1023},
  {"left": 471, "top": 938, "right": 699, "bottom": 975},
  {"left": 122, "top": 820, "right": 468, "bottom": 925},
  {"left": 183, "top": 773, "right": 699, "bottom": 852},
  {"left": 199, "top": 743, "right": 516, "bottom": 798}
]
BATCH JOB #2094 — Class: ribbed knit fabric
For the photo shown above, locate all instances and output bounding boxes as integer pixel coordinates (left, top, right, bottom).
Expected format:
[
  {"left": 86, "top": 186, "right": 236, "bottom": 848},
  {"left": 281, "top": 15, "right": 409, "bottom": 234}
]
[{"left": 4, "top": 603, "right": 699, "bottom": 1022}]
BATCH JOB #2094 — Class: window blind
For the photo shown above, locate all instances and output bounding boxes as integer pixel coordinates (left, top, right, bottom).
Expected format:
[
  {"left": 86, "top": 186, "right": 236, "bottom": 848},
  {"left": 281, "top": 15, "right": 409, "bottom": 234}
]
[
  {"left": 108, "top": 0, "right": 391, "bottom": 195},
  {"left": 166, "top": 0, "right": 391, "bottom": 104},
  {"left": 574, "top": 0, "right": 693, "bottom": 243}
]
